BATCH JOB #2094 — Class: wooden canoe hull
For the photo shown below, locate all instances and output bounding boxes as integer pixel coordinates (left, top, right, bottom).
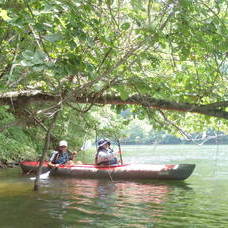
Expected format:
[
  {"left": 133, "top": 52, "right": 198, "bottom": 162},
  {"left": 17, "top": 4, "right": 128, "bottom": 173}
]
[{"left": 20, "top": 161, "right": 195, "bottom": 180}]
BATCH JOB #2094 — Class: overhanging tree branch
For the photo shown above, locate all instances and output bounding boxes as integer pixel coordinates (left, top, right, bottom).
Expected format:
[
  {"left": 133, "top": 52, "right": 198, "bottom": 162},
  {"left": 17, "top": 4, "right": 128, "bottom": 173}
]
[{"left": 1, "top": 90, "right": 228, "bottom": 119}]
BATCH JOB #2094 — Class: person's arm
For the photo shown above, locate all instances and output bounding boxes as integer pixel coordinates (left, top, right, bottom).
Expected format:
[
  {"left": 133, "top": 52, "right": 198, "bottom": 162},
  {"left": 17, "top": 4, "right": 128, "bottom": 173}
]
[
  {"left": 64, "top": 151, "right": 78, "bottom": 165},
  {"left": 108, "top": 148, "right": 118, "bottom": 157},
  {"left": 48, "top": 162, "right": 60, "bottom": 168},
  {"left": 48, "top": 151, "right": 59, "bottom": 168},
  {"left": 96, "top": 151, "right": 108, "bottom": 164},
  {"left": 97, "top": 150, "right": 116, "bottom": 163},
  {"left": 68, "top": 151, "right": 77, "bottom": 160}
]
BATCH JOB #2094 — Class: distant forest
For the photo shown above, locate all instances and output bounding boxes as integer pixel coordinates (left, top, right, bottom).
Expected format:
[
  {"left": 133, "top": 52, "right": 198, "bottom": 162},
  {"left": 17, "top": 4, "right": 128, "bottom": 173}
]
[
  {"left": 121, "top": 120, "right": 228, "bottom": 145},
  {"left": 121, "top": 132, "right": 228, "bottom": 145}
]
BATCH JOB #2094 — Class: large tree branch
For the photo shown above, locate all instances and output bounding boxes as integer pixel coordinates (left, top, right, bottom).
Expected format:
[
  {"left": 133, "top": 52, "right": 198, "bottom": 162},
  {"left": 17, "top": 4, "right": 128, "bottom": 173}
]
[{"left": 1, "top": 90, "right": 228, "bottom": 119}]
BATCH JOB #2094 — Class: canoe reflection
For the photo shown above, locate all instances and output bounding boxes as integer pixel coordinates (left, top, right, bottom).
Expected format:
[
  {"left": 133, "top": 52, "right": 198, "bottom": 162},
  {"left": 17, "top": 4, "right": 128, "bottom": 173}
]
[
  {"left": 53, "top": 178, "right": 171, "bottom": 205},
  {"left": 46, "top": 178, "right": 192, "bottom": 225}
]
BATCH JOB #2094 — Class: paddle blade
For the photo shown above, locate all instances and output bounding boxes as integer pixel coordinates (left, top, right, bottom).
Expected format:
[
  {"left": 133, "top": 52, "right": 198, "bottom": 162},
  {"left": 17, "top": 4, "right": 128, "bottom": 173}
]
[{"left": 30, "top": 171, "right": 50, "bottom": 180}]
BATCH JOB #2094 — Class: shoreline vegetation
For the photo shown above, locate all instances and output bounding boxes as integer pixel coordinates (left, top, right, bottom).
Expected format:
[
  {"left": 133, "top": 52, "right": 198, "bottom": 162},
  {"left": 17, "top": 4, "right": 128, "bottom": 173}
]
[
  {"left": 1, "top": 142, "right": 227, "bottom": 169},
  {"left": 0, "top": 160, "right": 19, "bottom": 168}
]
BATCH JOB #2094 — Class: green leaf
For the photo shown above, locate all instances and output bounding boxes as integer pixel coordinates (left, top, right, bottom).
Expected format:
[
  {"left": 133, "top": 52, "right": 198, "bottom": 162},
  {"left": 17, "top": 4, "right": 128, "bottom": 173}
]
[
  {"left": 106, "top": 0, "right": 114, "bottom": 5},
  {"left": 121, "top": 23, "right": 130, "bottom": 30},
  {"left": 130, "top": 0, "right": 143, "bottom": 10},
  {"left": 32, "top": 65, "right": 44, "bottom": 72},
  {"left": 21, "top": 50, "right": 46, "bottom": 66},
  {"left": 22, "top": 50, "right": 34, "bottom": 60},
  {"left": 20, "top": 60, "right": 34, "bottom": 67},
  {"left": 32, "top": 50, "right": 46, "bottom": 64},
  {"left": 0, "top": 8, "right": 11, "bottom": 21},
  {"left": 44, "top": 33, "right": 63, "bottom": 42},
  {"left": 119, "top": 88, "right": 129, "bottom": 101}
]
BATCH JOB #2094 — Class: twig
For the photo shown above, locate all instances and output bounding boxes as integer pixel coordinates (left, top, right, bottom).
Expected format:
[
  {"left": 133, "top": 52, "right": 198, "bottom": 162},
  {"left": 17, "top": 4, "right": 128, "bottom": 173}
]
[{"left": 158, "top": 110, "right": 192, "bottom": 140}]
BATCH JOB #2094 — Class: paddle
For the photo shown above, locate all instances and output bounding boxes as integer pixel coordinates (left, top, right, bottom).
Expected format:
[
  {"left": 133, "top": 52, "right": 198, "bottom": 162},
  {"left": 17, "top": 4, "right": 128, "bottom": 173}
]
[
  {"left": 30, "top": 161, "right": 60, "bottom": 180},
  {"left": 30, "top": 150, "right": 77, "bottom": 181},
  {"left": 30, "top": 168, "right": 51, "bottom": 180},
  {"left": 116, "top": 139, "right": 123, "bottom": 165}
]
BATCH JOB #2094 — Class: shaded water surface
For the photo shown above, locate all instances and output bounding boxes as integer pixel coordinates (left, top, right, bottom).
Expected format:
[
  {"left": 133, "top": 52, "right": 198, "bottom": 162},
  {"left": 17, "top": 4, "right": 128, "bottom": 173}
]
[{"left": 1, "top": 145, "right": 228, "bottom": 227}]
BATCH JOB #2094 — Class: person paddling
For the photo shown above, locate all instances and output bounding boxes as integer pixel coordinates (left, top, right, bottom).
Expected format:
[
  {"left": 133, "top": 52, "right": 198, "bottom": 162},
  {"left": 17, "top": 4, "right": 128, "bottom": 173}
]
[
  {"left": 95, "top": 138, "right": 119, "bottom": 166},
  {"left": 48, "top": 140, "right": 78, "bottom": 168}
]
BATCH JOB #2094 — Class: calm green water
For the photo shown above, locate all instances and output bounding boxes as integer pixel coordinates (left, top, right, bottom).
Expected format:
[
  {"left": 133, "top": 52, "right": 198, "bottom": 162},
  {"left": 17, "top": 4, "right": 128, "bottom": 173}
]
[{"left": 1, "top": 145, "right": 228, "bottom": 228}]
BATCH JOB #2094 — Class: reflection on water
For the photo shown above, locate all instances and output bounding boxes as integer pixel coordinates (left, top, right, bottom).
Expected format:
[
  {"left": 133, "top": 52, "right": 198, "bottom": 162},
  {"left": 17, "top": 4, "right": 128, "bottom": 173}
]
[
  {"left": 34, "top": 178, "right": 193, "bottom": 227},
  {"left": 0, "top": 172, "right": 193, "bottom": 227}
]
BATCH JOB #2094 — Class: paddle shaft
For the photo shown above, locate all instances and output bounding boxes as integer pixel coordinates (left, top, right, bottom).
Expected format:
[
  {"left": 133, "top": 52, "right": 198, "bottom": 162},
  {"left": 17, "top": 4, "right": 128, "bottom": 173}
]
[{"left": 117, "top": 139, "right": 123, "bottom": 165}]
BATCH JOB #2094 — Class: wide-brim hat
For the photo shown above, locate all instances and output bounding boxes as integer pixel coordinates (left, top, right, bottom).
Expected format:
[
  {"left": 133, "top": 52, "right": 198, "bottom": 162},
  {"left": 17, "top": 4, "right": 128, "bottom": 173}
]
[
  {"left": 98, "top": 141, "right": 108, "bottom": 147},
  {"left": 98, "top": 139, "right": 110, "bottom": 147}
]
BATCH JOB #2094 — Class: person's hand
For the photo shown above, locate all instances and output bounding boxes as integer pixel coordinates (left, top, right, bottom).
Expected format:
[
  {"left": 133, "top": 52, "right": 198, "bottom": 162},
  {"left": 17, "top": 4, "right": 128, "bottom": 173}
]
[
  {"left": 72, "top": 151, "right": 77, "bottom": 155},
  {"left": 66, "top": 160, "right": 74, "bottom": 165}
]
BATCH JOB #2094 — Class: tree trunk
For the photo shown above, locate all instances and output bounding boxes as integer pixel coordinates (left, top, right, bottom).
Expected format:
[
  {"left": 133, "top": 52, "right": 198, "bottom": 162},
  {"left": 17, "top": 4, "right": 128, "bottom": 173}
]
[{"left": 33, "top": 110, "right": 59, "bottom": 191}]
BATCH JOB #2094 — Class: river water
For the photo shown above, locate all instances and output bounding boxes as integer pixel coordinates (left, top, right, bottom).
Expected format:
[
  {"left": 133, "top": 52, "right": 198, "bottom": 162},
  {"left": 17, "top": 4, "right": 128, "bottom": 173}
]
[{"left": 0, "top": 145, "right": 228, "bottom": 227}]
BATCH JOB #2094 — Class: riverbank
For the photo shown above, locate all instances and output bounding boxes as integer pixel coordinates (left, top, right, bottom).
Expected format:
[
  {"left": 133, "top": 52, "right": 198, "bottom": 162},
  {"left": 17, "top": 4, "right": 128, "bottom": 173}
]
[{"left": 0, "top": 160, "right": 19, "bottom": 168}]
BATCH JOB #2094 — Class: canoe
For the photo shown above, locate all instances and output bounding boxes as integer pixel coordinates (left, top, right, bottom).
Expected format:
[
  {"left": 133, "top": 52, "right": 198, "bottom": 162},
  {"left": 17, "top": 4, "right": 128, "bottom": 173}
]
[{"left": 20, "top": 161, "right": 195, "bottom": 180}]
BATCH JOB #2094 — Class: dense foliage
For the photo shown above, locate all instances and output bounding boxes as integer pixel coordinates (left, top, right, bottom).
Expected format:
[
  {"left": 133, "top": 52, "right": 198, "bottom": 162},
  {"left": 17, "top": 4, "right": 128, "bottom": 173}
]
[{"left": 0, "top": 0, "right": 227, "bottom": 162}]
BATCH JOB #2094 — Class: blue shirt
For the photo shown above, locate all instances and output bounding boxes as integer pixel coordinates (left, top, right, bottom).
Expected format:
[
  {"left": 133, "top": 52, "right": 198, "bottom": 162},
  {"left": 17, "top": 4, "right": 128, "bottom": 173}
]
[{"left": 49, "top": 151, "right": 70, "bottom": 164}]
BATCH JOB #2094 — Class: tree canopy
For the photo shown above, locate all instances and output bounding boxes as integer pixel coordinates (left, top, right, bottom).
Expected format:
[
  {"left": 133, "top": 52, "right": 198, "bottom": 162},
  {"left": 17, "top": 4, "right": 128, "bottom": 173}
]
[{"left": 0, "top": 0, "right": 228, "bottom": 143}]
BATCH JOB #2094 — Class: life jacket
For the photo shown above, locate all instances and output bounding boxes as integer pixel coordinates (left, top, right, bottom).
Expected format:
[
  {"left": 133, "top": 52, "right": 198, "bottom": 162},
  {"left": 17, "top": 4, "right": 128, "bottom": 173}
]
[
  {"left": 52, "top": 150, "right": 72, "bottom": 164},
  {"left": 95, "top": 147, "right": 115, "bottom": 165}
]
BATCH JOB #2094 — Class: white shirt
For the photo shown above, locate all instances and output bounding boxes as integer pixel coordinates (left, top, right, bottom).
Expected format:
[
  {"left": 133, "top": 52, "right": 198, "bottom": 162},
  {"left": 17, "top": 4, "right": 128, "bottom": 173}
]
[{"left": 96, "top": 148, "right": 117, "bottom": 164}]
